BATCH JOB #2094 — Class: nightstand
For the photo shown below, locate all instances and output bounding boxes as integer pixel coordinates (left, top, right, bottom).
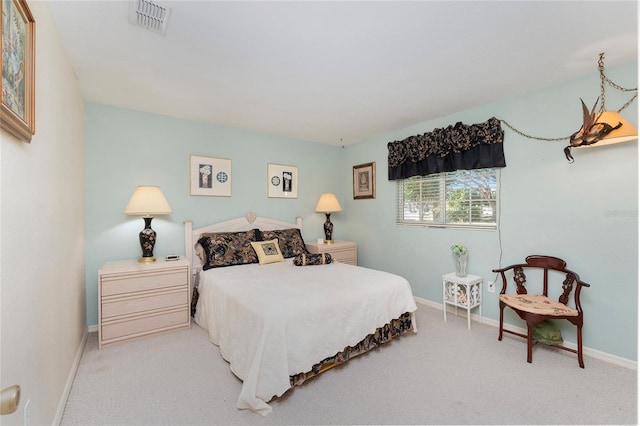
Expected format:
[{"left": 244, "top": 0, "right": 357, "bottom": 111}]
[
  {"left": 442, "top": 272, "right": 483, "bottom": 329},
  {"left": 98, "top": 257, "right": 190, "bottom": 348},
  {"left": 306, "top": 240, "right": 357, "bottom": 266}
]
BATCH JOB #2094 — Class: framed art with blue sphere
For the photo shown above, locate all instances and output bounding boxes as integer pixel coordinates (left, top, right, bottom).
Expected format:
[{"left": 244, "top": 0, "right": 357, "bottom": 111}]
[
  {"left": 190, "top": 155, "right": 232, "bottom": 196},
  {"left": 267, "top": 163, "right": 298, "bottom": 198}
]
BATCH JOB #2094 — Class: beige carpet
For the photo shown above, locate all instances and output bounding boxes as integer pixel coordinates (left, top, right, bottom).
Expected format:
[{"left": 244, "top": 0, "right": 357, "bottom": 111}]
[{"left": 61, "top": 304, "right": 637, "bottom": 425}]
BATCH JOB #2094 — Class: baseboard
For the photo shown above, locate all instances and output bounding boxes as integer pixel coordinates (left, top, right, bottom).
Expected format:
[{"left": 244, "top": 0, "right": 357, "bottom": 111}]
[
  {"left": 88, "top": 324, "right": 98, "bottom": 333},
  {"left": 413, "top": 296, "right": 637, "bottom": 370},
  {"left": 53, "top": 327, "right": 88, "bottom": 425}
]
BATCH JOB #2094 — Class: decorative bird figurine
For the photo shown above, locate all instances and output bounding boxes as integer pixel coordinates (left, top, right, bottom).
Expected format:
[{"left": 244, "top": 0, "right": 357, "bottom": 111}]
[{"left": 564, "top": 98, "right": 622, "bottom": 162}]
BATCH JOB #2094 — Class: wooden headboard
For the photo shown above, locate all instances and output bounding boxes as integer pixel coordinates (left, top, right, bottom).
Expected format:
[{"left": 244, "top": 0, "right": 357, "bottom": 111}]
[{"left": 184, "top": 212, "right": 303, "bottom": 285}]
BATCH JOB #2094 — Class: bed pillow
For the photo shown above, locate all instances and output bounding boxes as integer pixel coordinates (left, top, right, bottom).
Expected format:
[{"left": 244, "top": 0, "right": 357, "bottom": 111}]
[
  {"left": 259, "top": 228, "right": 309, "bottom": 258},
  {"left": 293, "top": 253, "right": 333, "bottom": 266},
  {"left": 250, "top": 239, "right": 285, "bottom": 265},
  {"left": 194, "top": 243, "right": 207, "bottom": 265},
  {"left": 197, "top": 229, "right": 259, "bottom": 270}
]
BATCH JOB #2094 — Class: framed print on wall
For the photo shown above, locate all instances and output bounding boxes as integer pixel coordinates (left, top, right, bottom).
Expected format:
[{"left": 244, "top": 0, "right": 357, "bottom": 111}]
[
  {"left": 353, "top": 162, "right": 375, "bottom": 199},
  {"left": 1, "top": 0, "right": 36, "bottom": 142},
  {"left": 267, "top": 163, "right": 298, "bottom": 198},
  {"left": 190, "top": 155, "right": 232, "bottom": 197}
]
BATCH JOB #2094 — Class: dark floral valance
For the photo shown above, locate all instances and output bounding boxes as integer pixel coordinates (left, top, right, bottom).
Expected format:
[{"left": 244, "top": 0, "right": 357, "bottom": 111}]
[{"left": 387, "top": 117, "right": 506, "bottom": 180}]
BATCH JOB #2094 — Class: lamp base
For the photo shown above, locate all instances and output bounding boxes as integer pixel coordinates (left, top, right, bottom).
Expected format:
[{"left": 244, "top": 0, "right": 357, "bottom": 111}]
[
  {"left": 323, "top": 213, "right": 334, "bottom": 243},
  {"left": 138, "top": 217, "right": 157, "bottom": 263}
]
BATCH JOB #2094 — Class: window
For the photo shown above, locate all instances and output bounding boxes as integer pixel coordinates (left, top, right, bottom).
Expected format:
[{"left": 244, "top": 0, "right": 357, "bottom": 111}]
[{"left": 397, "top": 168, "right": 499, "bottom": 229}]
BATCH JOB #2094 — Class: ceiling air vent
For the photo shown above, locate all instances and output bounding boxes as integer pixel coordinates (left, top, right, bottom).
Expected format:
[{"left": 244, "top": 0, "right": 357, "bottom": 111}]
[{"left": 129, "top": 0, "right": 172, "bottom": 35}]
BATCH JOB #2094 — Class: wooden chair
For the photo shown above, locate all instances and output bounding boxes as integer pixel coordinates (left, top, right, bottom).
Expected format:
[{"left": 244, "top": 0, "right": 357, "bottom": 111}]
[{"left": 492, "top": 255, "right": 590, "bottom": 368}]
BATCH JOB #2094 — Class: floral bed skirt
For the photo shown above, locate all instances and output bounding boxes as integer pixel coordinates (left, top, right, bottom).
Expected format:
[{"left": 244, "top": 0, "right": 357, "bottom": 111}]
[{"left": 290, "top": 312, "right": 413, "bottom": 387}]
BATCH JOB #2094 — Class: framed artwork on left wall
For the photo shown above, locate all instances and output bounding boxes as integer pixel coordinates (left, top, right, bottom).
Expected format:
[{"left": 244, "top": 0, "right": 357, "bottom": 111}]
[
  {"left": 1, "top": 0, "right": 36, "bottom": 142},
  {"left": 190, "top": 155, "right": 232, "bottom": 196}
]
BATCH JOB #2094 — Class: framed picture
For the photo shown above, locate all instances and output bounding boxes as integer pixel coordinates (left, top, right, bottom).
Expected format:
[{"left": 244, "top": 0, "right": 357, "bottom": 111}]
[
  {"left": 353, "top": 162, "right": 376, "bottom": 199},
  {"left": 190, "top": 155, "right": 232, "bottom": 197},
  {"left": 1, "top": 0, "right": 36, "bottom": 142},
  {"left": 267, "top": 163, "right": 298, "bottom": 198}
]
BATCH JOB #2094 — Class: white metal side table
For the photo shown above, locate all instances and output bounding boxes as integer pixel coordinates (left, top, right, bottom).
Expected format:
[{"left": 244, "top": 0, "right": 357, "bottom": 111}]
[{"left": 442, "top": 272, "right": 483, "bottom": 329}]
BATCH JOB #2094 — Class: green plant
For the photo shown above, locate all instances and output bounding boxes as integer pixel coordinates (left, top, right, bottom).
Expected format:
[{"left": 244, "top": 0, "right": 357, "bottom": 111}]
[{"left": 450, "top": 244, "right": 468, "bottom": 255}]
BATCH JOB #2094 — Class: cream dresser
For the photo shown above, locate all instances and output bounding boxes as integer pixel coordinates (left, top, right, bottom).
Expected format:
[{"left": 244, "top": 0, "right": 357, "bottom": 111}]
[
  {"left": 305, "top": 240, "right": 357, "bottom": 266},
  {"left": 98, "top": 257, "right": 190, "bottom": 349}
]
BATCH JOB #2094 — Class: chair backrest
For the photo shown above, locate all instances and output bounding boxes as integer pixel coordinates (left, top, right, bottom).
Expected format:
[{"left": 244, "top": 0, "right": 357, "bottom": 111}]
[
  {"left": 525, "top": 255, "right": 566, "bottom": 270},
  {"left": 526, "top": 255, "right": 569, "bottom": 299},
  {"left": 500, "top": 255, "right": 583, "bottom": 307}
]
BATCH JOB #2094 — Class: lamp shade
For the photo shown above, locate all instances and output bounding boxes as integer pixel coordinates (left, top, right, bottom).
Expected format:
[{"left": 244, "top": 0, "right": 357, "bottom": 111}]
[
  {"left": 578, "top": 111, "right": 638, "bottom": 148},
  {"left": 124, "top": 186, "right": 172, "bottom": 216},
  {"left": 315, "top": 193, "right": 342, "bottom": 213}
]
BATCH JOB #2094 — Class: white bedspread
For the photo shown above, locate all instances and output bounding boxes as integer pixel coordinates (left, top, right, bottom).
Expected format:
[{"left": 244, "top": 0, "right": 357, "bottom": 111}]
[{"left": 194, "top": 259, "right": 417, "bottom": 415}]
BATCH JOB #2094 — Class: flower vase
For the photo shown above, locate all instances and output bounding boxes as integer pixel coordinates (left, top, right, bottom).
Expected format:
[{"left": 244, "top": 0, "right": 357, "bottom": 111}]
[{"left": 453, "top": 252, "right": 468, "bottom": 277}]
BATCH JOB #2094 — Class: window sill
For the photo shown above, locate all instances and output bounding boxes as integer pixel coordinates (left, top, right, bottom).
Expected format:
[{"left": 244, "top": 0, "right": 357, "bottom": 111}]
[{"left": 395, "top": 222, "right": 497, "bottom": 231}]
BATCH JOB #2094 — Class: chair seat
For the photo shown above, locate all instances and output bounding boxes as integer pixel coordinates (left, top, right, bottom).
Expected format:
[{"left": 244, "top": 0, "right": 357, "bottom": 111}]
[{"left": 499, "top": 294, "right": 578, "bottom": 317}]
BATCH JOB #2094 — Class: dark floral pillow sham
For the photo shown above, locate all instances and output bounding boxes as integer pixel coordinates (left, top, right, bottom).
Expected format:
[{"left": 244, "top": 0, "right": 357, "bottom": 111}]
[
  {"left": 259, "top": 228, "right": 309, "bottom": 258},
  {"left": 197, "top": 229, "right": 259, "bottom": 270},
  {"left": 293, "top": 253, "right": 333, "bottom": 266}
]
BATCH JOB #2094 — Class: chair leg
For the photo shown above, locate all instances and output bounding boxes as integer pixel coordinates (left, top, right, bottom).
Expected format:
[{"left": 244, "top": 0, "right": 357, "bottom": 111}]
[
  {"left": 526, "top": 322, "right": 533, "bottom": 363},
  {"left": 498, "top": 302, "right": 505, "bottom": 341},
  {"left": 577, "top": 324, "right": 585, "bottom": 368}
]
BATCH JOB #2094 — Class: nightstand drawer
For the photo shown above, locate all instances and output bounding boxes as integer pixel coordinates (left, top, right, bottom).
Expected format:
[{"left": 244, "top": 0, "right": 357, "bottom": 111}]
[
  {"left": 328, "top": 248, "right": 355, "bottom": 263},
  {"left": 306, "top": 240, "right": 357, "bottom": 266},
  {"left": 101, "top": 287, "right": 188, "bottom": 319},
  {"left": 101, "top": 269, "right": 187, "bottom": 296},
  {"left": 101, "top": 308, "right": 188, "bottom": 342}
]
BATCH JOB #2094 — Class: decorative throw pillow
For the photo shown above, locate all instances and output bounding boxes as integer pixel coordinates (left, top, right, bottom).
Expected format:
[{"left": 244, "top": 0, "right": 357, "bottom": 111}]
[
  {"left": 293, "top": 253, "right": 332, "bottom": 266},
  {"left": 197, "top": 229, "right": 259, "bottom": 270},
  {"left": 259, "top": 228, "right": 309, "bottom": 258},
  {"left": 250, "top": 239, "right": 285, "bottom": 265}
]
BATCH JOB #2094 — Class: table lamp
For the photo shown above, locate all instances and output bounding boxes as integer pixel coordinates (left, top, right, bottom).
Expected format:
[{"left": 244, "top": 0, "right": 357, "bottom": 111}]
[
  {"left": 315, "top": 193, "right": 342, "bottom": 244},
  {"left": 124, "top": 185, "right": 172, "bottom": 262}
]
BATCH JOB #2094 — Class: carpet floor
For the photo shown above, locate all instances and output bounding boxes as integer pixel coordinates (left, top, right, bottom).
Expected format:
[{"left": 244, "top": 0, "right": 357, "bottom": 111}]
[{"left": 61, "top": 304, "right": 637, "bottom": 425}]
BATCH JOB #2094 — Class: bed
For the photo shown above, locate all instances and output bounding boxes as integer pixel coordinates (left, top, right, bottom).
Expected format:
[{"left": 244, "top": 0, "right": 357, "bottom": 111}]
[{"left": 184, "top": 213, "right": 417, "bottom": 415}]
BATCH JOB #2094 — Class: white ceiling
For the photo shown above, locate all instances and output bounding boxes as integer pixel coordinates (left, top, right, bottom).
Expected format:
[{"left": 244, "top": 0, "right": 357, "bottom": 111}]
[{"left": 48, "top": 1, "right": 638, "bottom": 146}]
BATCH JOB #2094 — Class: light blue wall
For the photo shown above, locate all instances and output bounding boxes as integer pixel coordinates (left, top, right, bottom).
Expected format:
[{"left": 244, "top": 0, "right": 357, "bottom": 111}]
[
  {"left": 341, "top": 61, "right": 638, "bottom": 361},
  {"left": 85, "top": 104, "right": 345, "bottom": 326},
  {"left": 86, "top": 60, "right": 637, "bottom": 361}
]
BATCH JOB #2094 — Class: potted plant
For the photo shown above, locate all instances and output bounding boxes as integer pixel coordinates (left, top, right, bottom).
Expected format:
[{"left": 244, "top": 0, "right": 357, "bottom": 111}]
[{"left": 450, "top": 244, "right": 468, "bottom": 277}]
